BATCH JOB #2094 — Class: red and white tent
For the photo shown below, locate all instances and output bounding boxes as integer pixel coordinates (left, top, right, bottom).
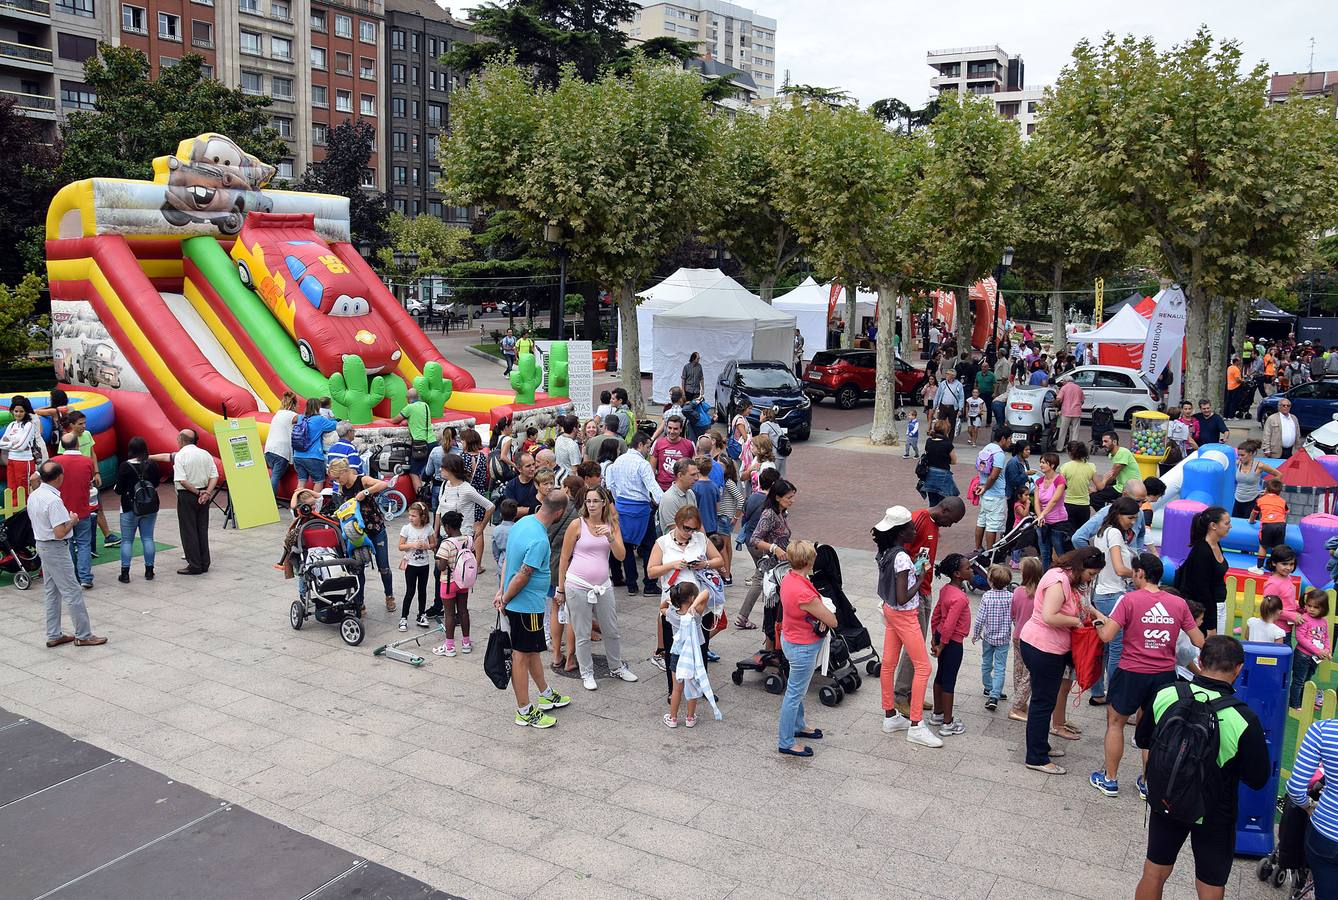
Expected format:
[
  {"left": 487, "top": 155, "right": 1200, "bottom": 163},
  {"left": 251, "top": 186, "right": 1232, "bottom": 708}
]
[{"left": 1070, "top": 296, "right": 1155, "bottom": 368}]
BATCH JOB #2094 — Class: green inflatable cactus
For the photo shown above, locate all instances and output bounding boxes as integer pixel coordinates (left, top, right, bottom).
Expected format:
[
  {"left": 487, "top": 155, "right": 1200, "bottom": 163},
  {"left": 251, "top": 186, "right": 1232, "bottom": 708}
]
[
  {"left": 547, "top": 342, "right": 569, "bottom": 398},
  {"left": 510, "top": 352, "right": 542, "bottom": 405},
  {"left": 412, "top": 361, "right": 452, "bottom": 417},
  {"left": 382, "top": 374, "right": 408, "bottom": 417},
  {"left": 327, "top": 355, "right": 385, "bottom": 424}
]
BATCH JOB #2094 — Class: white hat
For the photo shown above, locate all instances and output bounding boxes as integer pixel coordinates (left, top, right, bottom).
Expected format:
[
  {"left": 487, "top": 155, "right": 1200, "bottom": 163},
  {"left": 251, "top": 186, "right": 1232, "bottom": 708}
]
[{"left": 873, "top": 505, "right": 913, "bottom": 532}]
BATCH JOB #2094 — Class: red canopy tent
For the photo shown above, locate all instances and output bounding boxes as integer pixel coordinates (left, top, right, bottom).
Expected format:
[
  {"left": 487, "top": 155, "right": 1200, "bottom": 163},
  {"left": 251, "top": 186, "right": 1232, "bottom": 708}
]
[{"left": 931, "top": 278, "right": 1007, "bottom": 350}]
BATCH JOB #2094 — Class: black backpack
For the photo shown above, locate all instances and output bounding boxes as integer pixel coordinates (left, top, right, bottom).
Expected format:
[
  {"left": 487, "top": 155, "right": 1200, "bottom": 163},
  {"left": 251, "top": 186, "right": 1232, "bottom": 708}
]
[
  {"left": 130, "top": 460, "right": 159, "bottom": 516},
  {"left": 1145, "top": 683, "right": 1246, "bottom": 825}
]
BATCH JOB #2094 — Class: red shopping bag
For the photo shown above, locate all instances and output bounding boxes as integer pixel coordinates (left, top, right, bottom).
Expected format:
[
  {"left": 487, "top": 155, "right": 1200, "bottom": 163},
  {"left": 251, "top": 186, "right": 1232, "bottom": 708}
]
[{"left": 1069, "top": 622, "right": 1104, "bottom": 694}]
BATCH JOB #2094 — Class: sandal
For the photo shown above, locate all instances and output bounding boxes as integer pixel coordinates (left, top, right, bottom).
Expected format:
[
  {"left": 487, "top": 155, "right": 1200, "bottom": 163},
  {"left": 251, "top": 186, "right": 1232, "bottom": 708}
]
[
  {"left": 550, "top": 657, "right": 566, "bottom": 672},
  {"left": 1063, "top": 720, "right": 1083, "bottom": 733},
  {"left": 1007, "top": 709, "right": 1028, "bottom": 722},
  {"left": 1049, "top": 725, "right": 1081, "bottom": 741},
  {"left": 1025, "top": 762, "right": 1067, "bottom": 775},
  {"left": 734, "top": 617, "right": 758, "bottom": 630}
]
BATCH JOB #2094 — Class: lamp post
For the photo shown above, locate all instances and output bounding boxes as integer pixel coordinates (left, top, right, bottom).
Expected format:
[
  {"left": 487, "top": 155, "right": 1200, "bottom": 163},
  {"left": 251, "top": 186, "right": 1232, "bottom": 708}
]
[
  {"left": 543, "top": 223, "right": 566, "bottom": 341},
  {"left": 991, "top": 245, "right": 1014, "bottom": 356}
]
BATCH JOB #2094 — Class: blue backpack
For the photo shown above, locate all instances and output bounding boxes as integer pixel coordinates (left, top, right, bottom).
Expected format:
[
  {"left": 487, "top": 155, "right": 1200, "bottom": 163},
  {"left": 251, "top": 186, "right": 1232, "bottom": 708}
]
[{"left": 290, "top": 415, "right": 315, "bottom": 453}]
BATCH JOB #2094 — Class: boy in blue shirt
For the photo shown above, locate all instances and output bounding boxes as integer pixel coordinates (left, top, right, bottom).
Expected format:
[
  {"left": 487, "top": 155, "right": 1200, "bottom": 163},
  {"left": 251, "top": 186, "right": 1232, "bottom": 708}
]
[{"left": 903, "top": 410, "right": 920, "bottom": 459}]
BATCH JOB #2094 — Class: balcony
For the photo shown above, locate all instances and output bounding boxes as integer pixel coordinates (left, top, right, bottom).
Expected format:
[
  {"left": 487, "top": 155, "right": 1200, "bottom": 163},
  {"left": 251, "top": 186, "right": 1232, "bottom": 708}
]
[
  {"left": 1, "top": 87, "right": 55, "bottom": 116},
  {"left": 0, "top": 0, "right": 51, "bottom": 17},
  {"left": 192, "top": 37, "right": 213, "bottom": 48},
  {"left": 314, "top": 0, "right": 381, "bottom": 16},
  {"left": 0, "top": 39, "right": 53, "bottom": 67}
]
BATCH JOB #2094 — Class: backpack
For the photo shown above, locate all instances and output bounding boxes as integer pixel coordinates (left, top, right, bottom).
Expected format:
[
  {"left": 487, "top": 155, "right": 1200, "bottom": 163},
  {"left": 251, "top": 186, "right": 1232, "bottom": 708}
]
[
  {"left": 1144, "top": 682, "right": 1247, "bottom": 826},
  {"left": 436, "top": 536, "right": 478, "bottom": 595},
  {"left": 775, "top": 432, "right": 792, "bottom": 458},
  {"left": 130, "top": 460, "right": 159, "bottom": 516},
  {"left": 290, "top": 415, "right": 315, "bottom": 453}
]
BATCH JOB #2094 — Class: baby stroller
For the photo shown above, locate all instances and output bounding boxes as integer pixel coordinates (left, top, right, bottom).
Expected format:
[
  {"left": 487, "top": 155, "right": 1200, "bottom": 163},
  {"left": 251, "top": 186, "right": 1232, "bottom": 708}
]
[
  {"left": 1089, "top": 407, "right": 1116, "bottom": 454},
  {"left": 968, "top": 513, "right": 1037, "bottom": 590},
  {"left": 811, "top": 543, "right": 881, "bottom": 679},
  {"left": 287, "top": 516, "right": 366, "bottom": 646},
  {"left": 0, "top": 508, "right": 41, "bottom": 590},
  {"left": 1257, "top": 779, "right": 1323, "bottom": 898}
]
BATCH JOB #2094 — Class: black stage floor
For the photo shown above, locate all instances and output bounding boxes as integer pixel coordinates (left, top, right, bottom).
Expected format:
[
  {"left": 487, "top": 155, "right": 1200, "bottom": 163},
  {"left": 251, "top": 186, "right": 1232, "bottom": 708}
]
[{"left": 0, "top": 707, "right": 461, "bottom": 900}]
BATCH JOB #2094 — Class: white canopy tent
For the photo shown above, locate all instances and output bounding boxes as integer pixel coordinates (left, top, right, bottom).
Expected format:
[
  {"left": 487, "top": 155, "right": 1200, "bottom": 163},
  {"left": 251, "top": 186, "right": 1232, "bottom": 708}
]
[
  {"left": 650, "top": 286, "right": 796, "bottom": 403},
  {"left": 771, "top": 277, "right": 877, "bottom": 359},
  {"left": 617, "top": 268, "right": 755, "bottom": 373},
  {"left": 1068, "top": 302, "right": 1149, "bottom": 344}
]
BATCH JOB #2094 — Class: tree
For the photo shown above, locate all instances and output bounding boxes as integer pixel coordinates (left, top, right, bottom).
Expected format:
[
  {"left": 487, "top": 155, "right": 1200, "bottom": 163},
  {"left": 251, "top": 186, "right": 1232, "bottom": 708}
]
[
  {"left": 778, "top": 84, "right": 853, "bottom": 107},
  {"left": 0, "top": 274, "right": 50, "bottom": 365},
  {"left": 0, "top": 97, "right": 61, "bottom": 281},
  {"left": 375, "top": 212, "right": 471, "bottom": 273},
  {"left": 869, "top": 97, "right": 913, "bottom": 132},
  {"left": 709, "top": 111, "right": 806, "bottom": 300},
  {"left": 292, "top": 119, "right": 389, "bottom": 249},
  {"left": 442, "top": 61, "right": 716, "bottom": 413},
  {"left": 58, "top": 45, "right": 285, "bottom": 185},
  {"left": 1042, "top": 29, "right": 1338, "bottom": 406},
  {"left": 769, "top": 99, "right": 928, "bottom": 444},
  {"left": 917, "top": 96, "right": 1022, "bottom": 354}
]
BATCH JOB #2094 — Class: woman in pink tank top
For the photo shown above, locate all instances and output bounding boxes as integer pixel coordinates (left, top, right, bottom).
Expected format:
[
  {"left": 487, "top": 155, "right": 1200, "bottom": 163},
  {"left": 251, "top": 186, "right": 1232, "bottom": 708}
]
[{"left": 556, "top": 486, "right": 639, "bottom": 691}]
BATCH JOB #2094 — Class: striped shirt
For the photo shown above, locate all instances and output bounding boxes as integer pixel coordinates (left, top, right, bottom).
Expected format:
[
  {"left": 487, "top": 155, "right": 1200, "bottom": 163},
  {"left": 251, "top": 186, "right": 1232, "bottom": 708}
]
[
  {"left": 972, "top": 588, "right": 1014, "bottom": 646},
  {"left": 1287, "top": 718, "right": 1338, "bottom": 840}
]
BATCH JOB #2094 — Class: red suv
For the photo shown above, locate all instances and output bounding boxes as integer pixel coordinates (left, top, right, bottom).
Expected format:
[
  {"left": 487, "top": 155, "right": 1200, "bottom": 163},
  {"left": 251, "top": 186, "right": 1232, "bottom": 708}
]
[{"left": 802, "top": 349, "right": 925, "bottom": 409}]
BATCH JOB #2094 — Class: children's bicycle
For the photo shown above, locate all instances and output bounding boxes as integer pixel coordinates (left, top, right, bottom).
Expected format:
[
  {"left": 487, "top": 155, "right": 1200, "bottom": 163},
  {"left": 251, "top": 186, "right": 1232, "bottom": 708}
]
[{"left": 366, "top": 442, "right": 413, "bottom": 520}]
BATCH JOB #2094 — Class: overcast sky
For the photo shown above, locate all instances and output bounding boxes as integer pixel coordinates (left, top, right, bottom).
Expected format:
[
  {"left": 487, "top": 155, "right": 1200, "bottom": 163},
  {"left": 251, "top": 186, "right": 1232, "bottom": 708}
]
[{"left": 764, "top": 0, "right": 1337, "bottom": 107}]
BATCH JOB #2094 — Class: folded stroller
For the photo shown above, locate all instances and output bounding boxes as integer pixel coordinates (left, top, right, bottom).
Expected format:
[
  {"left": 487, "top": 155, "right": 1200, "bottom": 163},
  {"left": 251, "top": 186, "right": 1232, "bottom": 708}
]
[
  {"left": 0, "top": 508, "right": 41, "bottom": 590},
  {"left": 968, "top": 514, "right": 1037, "bottom": 590},
  {"left": 287, "top": 516, "right": 366, "bottom": 646}
]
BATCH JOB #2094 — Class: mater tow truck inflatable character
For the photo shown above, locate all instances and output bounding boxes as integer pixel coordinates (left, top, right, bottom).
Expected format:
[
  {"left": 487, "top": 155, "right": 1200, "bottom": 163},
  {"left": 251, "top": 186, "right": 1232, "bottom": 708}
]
[{"left": 156, "top": 133, "right": 275, "bottom": 234}]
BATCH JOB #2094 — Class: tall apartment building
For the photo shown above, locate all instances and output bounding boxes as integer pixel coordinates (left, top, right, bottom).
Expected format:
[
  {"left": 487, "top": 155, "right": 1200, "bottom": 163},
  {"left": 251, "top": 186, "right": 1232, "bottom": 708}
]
[
  {"left": 927, "top": 44, "right": 1045, "bottom": 138},
  {"left": 383, "top": 0, "right": 474, "bottom": 223},
  {"left": 2, "top": 0, "right": 117, "bottom": 139},
  {"left": 621, "top": 0, "right": 776, "bottom": 97}
]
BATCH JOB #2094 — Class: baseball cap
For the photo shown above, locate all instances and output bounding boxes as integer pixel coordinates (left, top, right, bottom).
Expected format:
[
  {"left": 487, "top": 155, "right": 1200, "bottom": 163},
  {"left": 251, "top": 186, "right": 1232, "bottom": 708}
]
[{"left": 873, "top": 506, "right": 913, "bottom": 532}]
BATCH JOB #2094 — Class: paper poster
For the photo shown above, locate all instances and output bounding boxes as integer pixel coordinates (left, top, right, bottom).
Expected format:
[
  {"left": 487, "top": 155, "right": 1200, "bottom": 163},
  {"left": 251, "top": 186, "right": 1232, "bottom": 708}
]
[
  {"left": 228, "top": 434, "right": 255, "bottom": 468},
  {"left": 212, "top": 418, "right": 278, "bottom": 529}
]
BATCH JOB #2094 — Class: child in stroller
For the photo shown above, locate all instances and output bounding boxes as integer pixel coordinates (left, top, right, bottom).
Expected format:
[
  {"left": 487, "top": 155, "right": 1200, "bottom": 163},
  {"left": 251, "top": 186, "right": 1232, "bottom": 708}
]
[
  {"left": 0, "top": 507, "right": 42, "bottom": 590},
  {"left": 285, "top": 511, "right": 367, "bottom": 646}
]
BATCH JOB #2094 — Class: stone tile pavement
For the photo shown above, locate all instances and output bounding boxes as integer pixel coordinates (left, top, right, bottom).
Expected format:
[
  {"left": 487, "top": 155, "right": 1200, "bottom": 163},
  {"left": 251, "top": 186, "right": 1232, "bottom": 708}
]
[{"left": 0, "top": 501, "right": 1284, "bottom": 899}]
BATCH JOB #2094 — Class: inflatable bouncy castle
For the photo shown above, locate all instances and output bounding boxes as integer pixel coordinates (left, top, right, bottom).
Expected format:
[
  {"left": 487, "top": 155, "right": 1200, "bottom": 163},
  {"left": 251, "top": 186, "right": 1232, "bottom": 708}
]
[{"left": 43, "top": 133, "right": 565, "bottom": 458}]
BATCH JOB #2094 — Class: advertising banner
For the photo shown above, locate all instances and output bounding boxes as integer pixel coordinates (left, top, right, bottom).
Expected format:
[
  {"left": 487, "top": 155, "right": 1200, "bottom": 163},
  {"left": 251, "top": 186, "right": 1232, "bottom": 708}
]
[
  {"left": 212, "top": 418, "right": 279, "bottom": 529},
  {"left": 1141, "top": 285, "right": 1188, "bottom": 382}
]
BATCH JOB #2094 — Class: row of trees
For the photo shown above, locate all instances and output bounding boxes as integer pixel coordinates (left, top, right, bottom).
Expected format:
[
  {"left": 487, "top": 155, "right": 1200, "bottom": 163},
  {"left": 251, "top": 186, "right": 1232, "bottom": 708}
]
[{"left": 440, "top": 27, "right": 1338, "bottom": 443}]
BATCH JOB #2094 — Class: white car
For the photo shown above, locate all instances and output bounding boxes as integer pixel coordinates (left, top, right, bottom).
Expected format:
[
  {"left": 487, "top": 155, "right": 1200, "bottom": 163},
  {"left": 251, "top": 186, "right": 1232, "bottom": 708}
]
[{"left": 1050, "top": 365, "right": 1165, "bottom": 425}]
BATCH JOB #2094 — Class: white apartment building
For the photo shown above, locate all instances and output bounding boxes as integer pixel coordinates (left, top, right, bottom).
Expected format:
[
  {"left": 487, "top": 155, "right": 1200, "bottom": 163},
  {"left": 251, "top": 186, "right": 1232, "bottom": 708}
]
[
  {"left": 927, "top": 44, "right": 1045, "bottom": 138},
  {"left": 621, "top": 0, "right": 776, "bottom": 97}
]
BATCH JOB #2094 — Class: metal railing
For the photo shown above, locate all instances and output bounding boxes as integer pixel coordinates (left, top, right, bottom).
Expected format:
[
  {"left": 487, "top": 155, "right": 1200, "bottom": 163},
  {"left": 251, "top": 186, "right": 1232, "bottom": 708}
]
[
  {"left": 926, "top": 44, "right": 1006, "bottom": 58},
  {"left": 192, "top": 37, "right": 213, "bottom": 48},
  {"left": 0, "top": 0, "right": 51, "bottom": 15},
  {"left": 0, "top": 39, "right": 52, "bottom": 63},
  {"left": 0, "top": 87, "right": 55, "bottom": 110}
]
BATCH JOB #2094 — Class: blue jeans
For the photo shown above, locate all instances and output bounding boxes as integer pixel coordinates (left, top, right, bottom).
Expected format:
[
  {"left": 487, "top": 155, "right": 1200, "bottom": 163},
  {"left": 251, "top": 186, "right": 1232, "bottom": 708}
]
[
  {"left": 265, "top": 452, "right": 290, "bottom": 496},
  {"left": 353, "top": 527, "right": 393, "bottom": 605},
  {"left": 981, "top": 640, "right": 1009, "bottom": 699},
  {"left": 69, "top": 515, "right": 94, "bottom": 585},
  {"left": 1092, "top": 592, "right": 1123, "bottom": 697},
  {"left": 1039, "top": 523, "right": 1070, "bottom": 571},
  {"left": 1291, "top": 651, "right": 1319, "bottom": 708},
  {"left": 779, "top": 637, "right": 822, "bottom": 750},
  {"left": 1308, "top": 826, "right": 1338, "bottom": 900},
  {"left": 118, "top": 509, "right": 157, "bottom": 568}
]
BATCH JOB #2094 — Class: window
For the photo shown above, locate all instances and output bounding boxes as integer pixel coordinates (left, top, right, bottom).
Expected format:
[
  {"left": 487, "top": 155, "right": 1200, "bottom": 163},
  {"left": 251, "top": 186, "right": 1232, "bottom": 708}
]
[
  {"left": 311, "top": 84, "right": 327, "bottom": 106},
  {"left": 427, "top": 38, "right": 435, "bottom": 56},
  {"left": 411, "top": 135, "right": 419, "bottom": 152},
  {"left": 276, "top": 159, "right": 294, "bottom": 179},
  {"left": 58, "top": 33, "right": 98, "bottom": 62},
  {"left": 392, "top": 131, "right": 406, "bottom": 151},
  {"left": 1026, "top": 123, "right": 1036, "bottom": 136},
  {"left": 1027, "top": 101, "right": 1039, "bottom": 113},
  {"left": 359, "top": 20, "right": 375, "bottom": 42},
  {"left": 360, "top": 94, "right": 374, "bottom": 115},
  {"left": 411, "top": 99, "right": 419, "bottom": 119},
  {"left": 410, "top": 168, "right": 419, "bottom": 185},
  {"left": 312, "top": 123, "right": 328, "bottom": 144},
  {"left": 190, "top": 19, "right": 212, "bottom": 48},
  {"left": 270, "top": 36, "right": 291, "bottom": 60},
  {"left": 335, "top": 89, "right": 351, "bottom": 112},
  {"left": 200, "top": 63, "right": 212, "bottom": 77},
  {"left": 60, "top": 81, "right": 97, "bottom": 110},
  {"left": 426, "top": 134, "right": 438, "bottom": 157},
  {"left": 335, "top": 51, "right": 351, "bottom": 74},
  {"left": 410, "top": 68, "right": 417, "bottom": 85},
  {"left": 310, "top": 9, "right": 325, "bottom": 31},
  {"left": 271, "top": 115, "right": 292, "bottom": 136},
  {"left": 361, "top": 168, "right": 376, "bottom": 188},
  {"left": 393, "top": 198, "right": 406, "bottom": 213},
  {"left": 270, "top": 74, "right": 292, "bottom": 99},
  {"left": 157, "top": 11, "right": 180, "bottom": 39},
  {"left": 426, "top": 103, "right": 442, "bottom": 126},
  {"left": 359, "top": 57, "right": 374, "bottom": 78},
  {"left": 239, "top": 30, "right": 261, "bottom": 55},
  {"left": 334, "top": 14, "right": 350, "bottom": 36},
  {"left": 450, "top": 205, "right": 469, "bottom": 221},
  {"left": 159, "top": 56, "right": 177, "bottom": 67},
  {"left": 240, "top": 70, "right": 263, "bottom": 94},
  {"left": 412, "top": 200, "right": 421, "bottom": 215},
  {"left": 391, "top": 29, "right": 404, "bottom": 50},
  {"left": 393, "top": 166, "right": 406, "bottom": 185},
  {"left": 238, "top": 0, "right": 257, "bottom": 11},
  {"left": 1094, "top": 372, "right": 1134, "bottom": 390},
  {"left": 392, "top": 63, "right": 405, "bottom": 83},
  {"left": 309, "top": 46, "right": 326, "bottom": 69},
  {"left": 270, "top": 0, "right": 288, "bottom": 19},
  {"left": 56, "top": 0, "right": 95, "bottom": 16},
  {"left": 391, "top": 97, "right": 405, "bottom": 117},
  {"left": 410, "top": 32, "right": 419, "bottom": 52},
  {"left": 121, "top": 1, "right": 146, "bottom": 30},
  {"left": 429, "top": 200, "right": 442, "bottom": 218}
]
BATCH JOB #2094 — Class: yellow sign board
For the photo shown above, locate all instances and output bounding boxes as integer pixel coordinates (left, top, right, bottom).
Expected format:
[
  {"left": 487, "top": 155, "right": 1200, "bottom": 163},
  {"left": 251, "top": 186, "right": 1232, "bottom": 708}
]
[{"left": 212, "top": 417, "right": 279, "bottom": 529}]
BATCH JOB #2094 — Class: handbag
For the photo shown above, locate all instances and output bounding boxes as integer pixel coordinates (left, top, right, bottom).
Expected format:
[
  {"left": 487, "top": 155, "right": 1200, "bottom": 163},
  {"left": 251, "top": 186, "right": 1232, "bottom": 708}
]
[
  {"left": 914, "top": 456, "right": 930, "bottom": 481},
  {"left": 483, "top": 610, "right": 512, "bottom": 690},
  {"left": 1069, "top": 618, "right": 1104, "bottom": 694}
]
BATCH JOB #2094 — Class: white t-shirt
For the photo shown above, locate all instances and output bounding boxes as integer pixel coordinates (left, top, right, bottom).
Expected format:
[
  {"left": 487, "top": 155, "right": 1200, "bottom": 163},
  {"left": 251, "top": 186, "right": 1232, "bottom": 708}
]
[
  {"left": 1280, "top": 415, "right": 1298, "bottom": 449},
  {"left": 1247, "top": 617, "right": 1286, "bottom": 643},
  {"left": 1093, "top": 526, "right": 1130, "bottom": 596},
  {"left": 399, "top": 522, "right": 433, "bottom": 567},
  {"left": 886, "top": 549, "right": 918, "bottom": 612},
  {"left": 655, "top": 530, "right": 708, "bottom": 599},
  {"left": 265, "top": 409, "right": 297, "bottom": 459},
  {"left": 435, "top": 480, "right": 492, "bottom": 536},
  {"left": 966, "top": 397, "right": 985, "bottom": 421}
]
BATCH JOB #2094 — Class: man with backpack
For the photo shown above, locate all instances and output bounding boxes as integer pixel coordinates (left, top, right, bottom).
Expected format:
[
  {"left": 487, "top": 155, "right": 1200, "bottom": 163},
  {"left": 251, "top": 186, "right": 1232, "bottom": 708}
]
[
  {"left": 391, "top": 388, "right": 434, "bottom": 495},
  {"left": 1133, "top": 635, "right": 1270, "bottom": 900}
]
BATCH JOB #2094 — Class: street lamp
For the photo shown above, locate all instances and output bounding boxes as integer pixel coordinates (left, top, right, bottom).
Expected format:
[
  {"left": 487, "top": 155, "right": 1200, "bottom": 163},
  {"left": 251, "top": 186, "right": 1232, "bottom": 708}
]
[
  {"left": 992, "top": 245, "right": 1014, "bottom": 355},
  {"left": 543, "top": 223, "right": 566, "bottom": 341},
  {"left": 357, "top": 239, "right": 373, "bottom": 260}
]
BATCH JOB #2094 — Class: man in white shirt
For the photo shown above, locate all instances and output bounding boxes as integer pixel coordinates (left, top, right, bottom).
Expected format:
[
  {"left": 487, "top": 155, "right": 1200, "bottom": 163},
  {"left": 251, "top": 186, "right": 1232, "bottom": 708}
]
[
  {"left": 1262, "top": 398, "right": 1300, "bottom": 460},
  {"left": 170, "top": 429, "right": 218, "bottom": 575},
  {"left": 933, "top": 369, "right": 966, "bottom": 438},
  {"left": 28, "top": 461, "right": 106, "bottom": 647},
  {"left": 605, "top": 431, "right": 663, "bottom": 595},
  {"left": 553, "top": 416, "right": 582, "bottom": 472}
]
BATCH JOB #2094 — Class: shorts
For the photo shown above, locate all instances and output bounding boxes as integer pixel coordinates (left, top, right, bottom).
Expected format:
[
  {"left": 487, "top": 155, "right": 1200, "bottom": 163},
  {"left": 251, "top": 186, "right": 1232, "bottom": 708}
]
[
  {"left": 292, "top": 456, "right": 327, "bottom": 482},
  {"left": 969, "top": 415, "right": 983, "bottom": 427},
  {"left": 1145, "top": 813, "right": 1236, "bottom": 887},
  {"left": 978, "top": 494, "right": 1006, "bottom": 532},
  {"left": 934, "top": 639, "right": 964, "bottom": 691},
  {"left": 1259, "top": 522, "right": 1286, "bottom": 552},
  {"left": 409, "top": 455, "right": 428, "bottom": 477},
  {"left": 505, "top": 609, "right": 547, "bottom": 653},
  {"left": 1108, "top": 668, "right": 1175, "bottom": 716}
]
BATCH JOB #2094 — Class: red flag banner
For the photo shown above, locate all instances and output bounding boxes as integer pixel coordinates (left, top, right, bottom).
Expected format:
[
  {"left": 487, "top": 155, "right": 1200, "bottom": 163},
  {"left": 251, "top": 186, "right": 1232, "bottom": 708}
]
[{"left": 827, "top": 282, "right": 843, "bottom": 323}]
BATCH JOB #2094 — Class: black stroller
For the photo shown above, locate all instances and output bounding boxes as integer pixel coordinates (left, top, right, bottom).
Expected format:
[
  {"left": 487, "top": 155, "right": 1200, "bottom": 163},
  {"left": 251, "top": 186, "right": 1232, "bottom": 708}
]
[
  {"left": 1089, "top": 407, "right": 1117, "bottom": 454},
  {"left": 968, "top": 513, "right": 1037, "bottom": 590},
  {"left": 1256, "top": 784, "right": 1322, "bottom": 898},
  {"left": 0, "top": 508, "right": 41, "bottom": 590},
  {"left": 287, "top": 516, "right": 367, "bottom": 646},
  {"left": 811, "top": 543, "right": 881, "bottom": 679}
]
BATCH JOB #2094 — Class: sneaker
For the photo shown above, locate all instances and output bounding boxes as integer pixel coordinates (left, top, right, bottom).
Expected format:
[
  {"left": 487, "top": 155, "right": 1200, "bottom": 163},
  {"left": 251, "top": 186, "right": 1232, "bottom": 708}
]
[
  {"left": 939, "top": 721, "right": 966, "bottom": 736},
  {"left": 882, "top": 712, "right": 911, "bottom": 733},
  {"left": 684, "top": 715, "right": 697, "bottom": 728},
  {"left": 650, "top": 654, "right": 667, "bottom": 672},
  {"left": 985, "top": 697, "right": 998, "bottom": 711},
  {"left": 1137, "top": 775, "right": 1148, "bottom": 802},
  {"left": 705, "top": 650, "right": 720, "bottom": 663},
  {"left": 722, "top": 575, "right": 733, "bottom": 586},
  {"left": 438, "top": 640, "right": 457, "bottom": 657},
  {"left": 398, "top": 618, "right": 408, "bottom": 632},
  {"left": 626, "top": 584, "right": 640, "bottom": 596},
  {"left": 744, "top": 572, "right": 759, "bottom": 585},
  {"left": 515, "top": 706, "right": 556, "bottom": 729},
  {"left": 416, "top": 614, "right": 430, "bottom": 628},
  {"left": 460, "top": 638, "right": 473, "bottom": 654},
  {"left": 582, "top": 674, "right": 598, "bottom": 691},
  {"left": 928, "top": 712, "right": 945, "bottom": 726},
  {"left": 1248, "top": 566, "right": 1265, "bottom": 575},
  {"left": 104, "top": 533, "right": 121, "bottom": 546},
  {"left": 610, "top": 666, "right": 639, "bottom": 683},
  {"left": 906, "top": 722, "right": 944, "bottom": 748},
  {"left": 534, "top": 689, "right": 571, "bottom": 711},
  {"left": 663, "top": 713, "right": 678, "bottom": 729},
  {"left": 1089, "top": 770, "right": 1120, "bottom": 797}
]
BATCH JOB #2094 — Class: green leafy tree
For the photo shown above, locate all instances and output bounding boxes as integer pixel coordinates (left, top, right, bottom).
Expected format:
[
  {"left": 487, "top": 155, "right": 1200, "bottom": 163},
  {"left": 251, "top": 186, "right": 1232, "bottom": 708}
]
[
  {"left": 0, "top": 274, "right": 49, "bottom": 365},
  {"left": 769, "top": 99, "right": 929, "bottom": 444},
  {"left": 709, "top": 111, "right": 806, "bottom": 300},
  {"left": 779, "top": 84, "right": 852, "bottom": 107},
  {"left": 58, "top": 46, "right": 285, "bottom": 184},
  {"left": 509, "top": 352, "right": 543, "bottom": 404},
  {"left": 375, "top": 212, "right": 471, "bottom": 275},
  {"left": 327, "top": 355, "right": 386, "bottom": 424},
  {"left": 1041, "top": 29, "right": 1338, "bottom": 405},
  {"left": 292, "top": 119, "right": 389, "bottom": 249},
  {"left": 0, "top": 98, "right": 61, "bottom": 281},
  {"left": 442, "top": 61, "right": 716, "bottom": 414},
  {"left": 869, "top": 97, "right": 913, "bottom": 132}
]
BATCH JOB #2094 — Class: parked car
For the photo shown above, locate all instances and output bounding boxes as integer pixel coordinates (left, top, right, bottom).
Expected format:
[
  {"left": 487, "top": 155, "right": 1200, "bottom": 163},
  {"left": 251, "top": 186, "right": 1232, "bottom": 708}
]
[
  {"left": 802, "top": 349, "right": 924, "bottom": 409},
  {"left": 1257, "top": 380, "right": 1338, "bottom": 432},
  {"left": 714, "top": 360, "right": 812, "bottom": 441},
  {"left": 1050, "top": 365, "right": 1164, "bottom": 425}
]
